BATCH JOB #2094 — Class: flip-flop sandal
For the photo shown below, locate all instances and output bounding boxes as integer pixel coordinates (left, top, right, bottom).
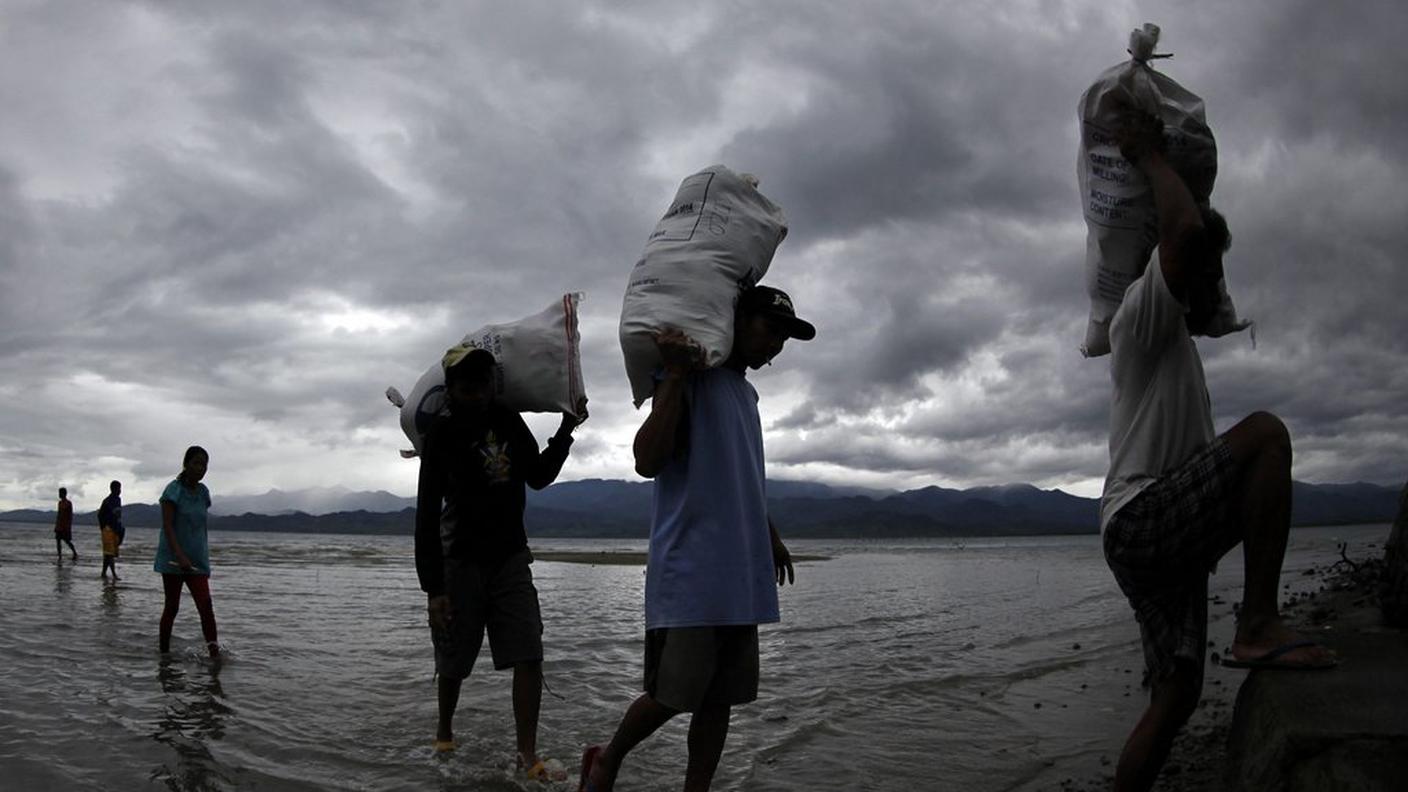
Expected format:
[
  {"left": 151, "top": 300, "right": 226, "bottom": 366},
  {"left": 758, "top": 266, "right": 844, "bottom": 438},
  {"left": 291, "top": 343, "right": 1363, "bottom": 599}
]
[
  {"left": 1222, "top": 638, "right": 1338, "bottom": 670},
  {"left": 525, "top": 758, "right": 568, "bottom": 782},
  {"left": 577, "top": 745, "right": 603, "bottom": 792}
]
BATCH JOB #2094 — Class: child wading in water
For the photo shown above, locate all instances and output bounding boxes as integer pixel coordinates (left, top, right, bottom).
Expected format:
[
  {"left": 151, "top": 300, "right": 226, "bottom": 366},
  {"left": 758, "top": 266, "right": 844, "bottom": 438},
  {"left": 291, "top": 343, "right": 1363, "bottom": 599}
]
[
  {"left": 99, "top": 480, "right": 124, "bottom": 581},
  {"left": 155, "top": 446, "right": 220, "bottom": 659}
]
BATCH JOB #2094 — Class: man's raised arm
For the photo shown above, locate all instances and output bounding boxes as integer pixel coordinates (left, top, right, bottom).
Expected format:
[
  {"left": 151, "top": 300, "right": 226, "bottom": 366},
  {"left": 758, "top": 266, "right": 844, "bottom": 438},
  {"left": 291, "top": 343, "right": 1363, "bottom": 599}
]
[
  {"left": 1118, "top": 110, "right": 1205, "bottom": 300},
  {"left": 632, "top": 329, "right": 701, "bottom": 478}
]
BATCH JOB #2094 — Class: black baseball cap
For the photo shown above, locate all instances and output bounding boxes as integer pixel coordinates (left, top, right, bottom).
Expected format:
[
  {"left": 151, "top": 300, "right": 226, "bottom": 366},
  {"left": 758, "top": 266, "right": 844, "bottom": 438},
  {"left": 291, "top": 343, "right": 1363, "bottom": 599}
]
[{"left": 738, "top": 285, "right": 816, "bottom": 341}]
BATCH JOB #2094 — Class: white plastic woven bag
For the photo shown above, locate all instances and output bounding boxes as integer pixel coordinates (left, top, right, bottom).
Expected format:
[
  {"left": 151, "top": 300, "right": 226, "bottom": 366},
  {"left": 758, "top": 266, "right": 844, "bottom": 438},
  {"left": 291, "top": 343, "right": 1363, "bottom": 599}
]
[
  {"left": 619, "top": 165, "right": 787, "bottom": 406},
  {"left": 391, "top": 293, "right": 585, "bottom": 456},
  {"left": 1077, "top": 23, "right": 1247, "bottom": 357}
]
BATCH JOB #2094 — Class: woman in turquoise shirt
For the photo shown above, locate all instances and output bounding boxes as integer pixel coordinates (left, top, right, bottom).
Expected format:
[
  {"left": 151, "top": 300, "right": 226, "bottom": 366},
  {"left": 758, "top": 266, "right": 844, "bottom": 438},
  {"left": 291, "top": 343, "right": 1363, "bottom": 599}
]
[{"left": 155, "top": 445, "right": 220, "bottom": 658}]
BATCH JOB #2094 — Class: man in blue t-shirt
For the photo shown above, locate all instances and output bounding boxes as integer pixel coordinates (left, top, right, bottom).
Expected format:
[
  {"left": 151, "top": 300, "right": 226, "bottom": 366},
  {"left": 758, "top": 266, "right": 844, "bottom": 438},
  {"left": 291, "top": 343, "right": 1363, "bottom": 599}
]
[{"left": 580, "top": 285, "right": 813, "bottom": 792}]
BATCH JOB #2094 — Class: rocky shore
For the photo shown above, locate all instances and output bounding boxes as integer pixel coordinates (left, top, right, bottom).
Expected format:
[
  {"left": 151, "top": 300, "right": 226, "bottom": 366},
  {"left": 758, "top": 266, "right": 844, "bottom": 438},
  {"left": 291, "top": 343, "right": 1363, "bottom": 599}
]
[{"left": 1054, "top": 535, "right": 1398, "bottom": 792}]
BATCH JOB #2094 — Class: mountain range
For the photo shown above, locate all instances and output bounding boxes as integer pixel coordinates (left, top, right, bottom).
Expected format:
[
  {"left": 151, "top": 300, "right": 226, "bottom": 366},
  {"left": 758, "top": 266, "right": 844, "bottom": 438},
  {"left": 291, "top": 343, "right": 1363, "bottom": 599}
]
[{"left": 2, "top": 479, "right": 1401, "bottom": 539}]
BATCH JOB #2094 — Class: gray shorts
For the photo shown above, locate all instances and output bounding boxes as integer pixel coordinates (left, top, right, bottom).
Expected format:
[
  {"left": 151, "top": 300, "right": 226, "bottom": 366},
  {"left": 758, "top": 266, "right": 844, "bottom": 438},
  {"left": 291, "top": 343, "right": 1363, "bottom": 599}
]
[
  {"left": 644, "top": 625, "right": 759, "bottom": 712},
  {"left": 1104, "top": 438, "right": 1241, "bottom": 682},
  {"left": 431, "top": 550, "right": 543, "bottom": 679}
]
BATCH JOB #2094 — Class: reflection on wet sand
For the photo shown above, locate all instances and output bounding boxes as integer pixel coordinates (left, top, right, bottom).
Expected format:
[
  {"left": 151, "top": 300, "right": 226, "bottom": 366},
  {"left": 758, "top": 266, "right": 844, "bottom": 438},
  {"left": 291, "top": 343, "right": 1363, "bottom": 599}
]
[
  {"left": 53, "top": 560, "right": 73, "bottom": 597},
  {"left": 152, "top": 658, "right": 232, "bottom": 789}
]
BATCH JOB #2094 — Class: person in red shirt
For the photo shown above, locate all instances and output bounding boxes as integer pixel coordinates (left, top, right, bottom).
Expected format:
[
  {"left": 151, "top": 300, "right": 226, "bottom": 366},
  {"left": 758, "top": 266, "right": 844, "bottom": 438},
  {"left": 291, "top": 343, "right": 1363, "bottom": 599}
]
[{"left": 54, "top": 487, "right": 77, "bottom": 561}]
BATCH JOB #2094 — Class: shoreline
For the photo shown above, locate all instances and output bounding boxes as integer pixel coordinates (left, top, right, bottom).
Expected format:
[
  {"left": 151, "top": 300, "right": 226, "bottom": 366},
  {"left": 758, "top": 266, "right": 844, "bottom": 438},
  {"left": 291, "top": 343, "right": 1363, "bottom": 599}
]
[
  {"left": 532, "top": 550, "right": 832, "bottom": 565},
  {"left": 1054, "top": 538, "right": 1389, "bottom": 791}
]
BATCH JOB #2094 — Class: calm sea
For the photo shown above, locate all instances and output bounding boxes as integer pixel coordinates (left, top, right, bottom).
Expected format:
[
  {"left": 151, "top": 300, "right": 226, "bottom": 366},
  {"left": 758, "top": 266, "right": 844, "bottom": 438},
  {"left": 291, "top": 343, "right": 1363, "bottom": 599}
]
[{"left": 0, "top": 522, "right": 1386, "bottom": 791}]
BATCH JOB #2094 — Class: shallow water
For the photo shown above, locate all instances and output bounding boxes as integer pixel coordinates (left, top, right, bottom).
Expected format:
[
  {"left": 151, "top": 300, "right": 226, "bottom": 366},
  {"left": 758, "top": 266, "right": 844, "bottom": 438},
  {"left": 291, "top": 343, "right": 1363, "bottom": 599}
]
[{"left": 0, "top": 522, "right": 1385, "bottom": 791}]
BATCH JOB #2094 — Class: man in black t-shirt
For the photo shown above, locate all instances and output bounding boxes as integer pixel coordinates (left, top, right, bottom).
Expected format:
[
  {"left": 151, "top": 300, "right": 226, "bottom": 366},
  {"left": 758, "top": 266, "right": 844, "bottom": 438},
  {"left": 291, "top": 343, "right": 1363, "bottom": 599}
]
[{"left": 414, "top": 345, "right": 585, "bottom": 780}]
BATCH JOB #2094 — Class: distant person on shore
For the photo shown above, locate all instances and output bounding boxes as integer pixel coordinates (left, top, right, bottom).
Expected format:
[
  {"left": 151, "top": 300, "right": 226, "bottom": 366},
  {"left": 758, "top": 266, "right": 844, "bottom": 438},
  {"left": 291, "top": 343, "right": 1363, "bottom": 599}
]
[
  {"left": 414, "top": 345, "right": 587, "bottom": 779},
  {"left": 1100, "top": 109, "right": 1337, "bottom": 791},
  {"left": 54, "top": 487, "right": 78, "bottom": 561},
  {"left": 99, "top": 480, "right": 125, "bottom": 581},
  {"left": 156, "top": 446, "right": 220, "bottom": 659},
  {"left": 579, "top": 285, "right": 810, "bottom": 792}
]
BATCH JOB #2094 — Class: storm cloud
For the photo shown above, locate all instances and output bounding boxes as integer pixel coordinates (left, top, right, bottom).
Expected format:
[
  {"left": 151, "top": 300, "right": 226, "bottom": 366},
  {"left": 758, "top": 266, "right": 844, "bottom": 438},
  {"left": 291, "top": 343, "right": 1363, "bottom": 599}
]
[{"left": 2, "top": 0, "right": 1404, "bottom": 509}]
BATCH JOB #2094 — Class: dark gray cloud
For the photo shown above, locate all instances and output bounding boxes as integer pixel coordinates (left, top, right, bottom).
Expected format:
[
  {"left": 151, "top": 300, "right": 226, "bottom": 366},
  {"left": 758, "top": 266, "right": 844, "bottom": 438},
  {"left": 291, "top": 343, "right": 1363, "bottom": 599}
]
[{"left": 2, "top": 0, "right": 1406, "bottom": 508}]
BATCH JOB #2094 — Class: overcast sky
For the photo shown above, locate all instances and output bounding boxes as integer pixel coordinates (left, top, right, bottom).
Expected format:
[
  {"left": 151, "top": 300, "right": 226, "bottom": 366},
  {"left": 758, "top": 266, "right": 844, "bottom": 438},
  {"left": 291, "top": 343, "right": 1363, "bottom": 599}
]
[{"left": 2, "top": 0, "right": 1405, "bottom": 511}]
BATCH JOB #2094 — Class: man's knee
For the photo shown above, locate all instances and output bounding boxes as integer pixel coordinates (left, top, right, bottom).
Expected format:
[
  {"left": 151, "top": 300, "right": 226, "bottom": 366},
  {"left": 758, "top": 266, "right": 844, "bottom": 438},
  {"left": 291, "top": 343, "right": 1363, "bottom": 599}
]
[
  {"left": 1227, "top": 411, "right": 1291, "bottom": 464},
  {"left": 1250, "top": 411, "right": 1290, "bottom": 448},
  {"left": 642, "top": 693, "right": 682, "bottom": 718}
]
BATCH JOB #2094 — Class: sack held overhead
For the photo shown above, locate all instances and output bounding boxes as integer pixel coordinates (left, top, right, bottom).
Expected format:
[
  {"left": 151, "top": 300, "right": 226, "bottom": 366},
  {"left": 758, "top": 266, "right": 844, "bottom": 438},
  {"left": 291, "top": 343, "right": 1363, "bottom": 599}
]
[{"left": 1076, "top": 23, "right": 1248, "bottom": 357}]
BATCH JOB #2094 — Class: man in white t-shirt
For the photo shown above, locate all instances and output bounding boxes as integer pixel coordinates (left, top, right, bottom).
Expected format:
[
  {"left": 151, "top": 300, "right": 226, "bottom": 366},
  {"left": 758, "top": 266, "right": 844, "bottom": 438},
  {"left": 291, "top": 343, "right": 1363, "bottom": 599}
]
[
  {"left": 579, "top": 285, "right": 811, "bottom": 792},
  {"left": 1100, "top": 110, "right": 1337, "bottom": 792}
]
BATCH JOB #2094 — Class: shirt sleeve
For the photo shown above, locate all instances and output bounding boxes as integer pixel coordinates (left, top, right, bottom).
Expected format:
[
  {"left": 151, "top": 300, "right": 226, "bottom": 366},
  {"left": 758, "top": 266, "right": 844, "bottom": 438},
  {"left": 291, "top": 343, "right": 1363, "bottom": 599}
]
[
  {"left": 414, "top": 426, "right": 447, "bottom": 596},
  {"left": 1118, "top": 254, "right": 1189, "bottom": 352},
  {"left": 160, "top": 480, "right": 182, "bottom": 504}
]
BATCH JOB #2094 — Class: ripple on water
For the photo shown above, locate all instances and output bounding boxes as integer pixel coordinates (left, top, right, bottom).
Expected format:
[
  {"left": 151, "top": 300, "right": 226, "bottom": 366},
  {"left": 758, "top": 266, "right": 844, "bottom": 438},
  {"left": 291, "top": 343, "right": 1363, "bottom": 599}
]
[{"left": 0, "top": 522, "right": 1386, "bottom": 790}]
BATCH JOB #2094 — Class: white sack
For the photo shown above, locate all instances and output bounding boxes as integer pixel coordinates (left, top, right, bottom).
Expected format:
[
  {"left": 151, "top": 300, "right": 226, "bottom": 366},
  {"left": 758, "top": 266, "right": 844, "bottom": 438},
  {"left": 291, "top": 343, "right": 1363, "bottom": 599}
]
[
  {"left": 395, "top": 293, "right": 585, "bottom": 456},
  {"left": 1077, "top": 23, "right": 1248, "bottom": 357},
  {"left": 619, "top": 165, "right": 787, "bottom": 406}
]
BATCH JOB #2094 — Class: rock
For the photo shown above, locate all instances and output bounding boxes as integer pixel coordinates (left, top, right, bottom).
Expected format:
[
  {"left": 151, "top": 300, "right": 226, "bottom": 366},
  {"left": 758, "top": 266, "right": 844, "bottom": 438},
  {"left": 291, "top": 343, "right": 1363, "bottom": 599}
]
[
  {"left": 1226, "top": 584, "right": 1408, "bottom": 791},
  {"left": 1382, "top": 480, "right": 1408, "bottom": 627}
]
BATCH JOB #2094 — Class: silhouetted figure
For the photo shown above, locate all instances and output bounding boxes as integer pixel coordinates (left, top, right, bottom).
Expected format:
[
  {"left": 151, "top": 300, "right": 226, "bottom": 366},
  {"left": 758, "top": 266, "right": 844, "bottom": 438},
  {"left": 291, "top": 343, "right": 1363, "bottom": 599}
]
[
  {"left": 99, "top": 480, "right": 125, "bottom": 581},
  {"left": 1100, "top": 109, "right": 1337, "bottom": 792},
  {"left": 579, "top": 285, "right": 810, "bottom": 792},
  {"left": 414, "top": 345, "right": 586, "bottom": 779},
  {"left": 54, "top": 487, "right": 78, "bottom": 561},
  {"left": 156, "top": 446, "right": 219, "bottom": 659}
]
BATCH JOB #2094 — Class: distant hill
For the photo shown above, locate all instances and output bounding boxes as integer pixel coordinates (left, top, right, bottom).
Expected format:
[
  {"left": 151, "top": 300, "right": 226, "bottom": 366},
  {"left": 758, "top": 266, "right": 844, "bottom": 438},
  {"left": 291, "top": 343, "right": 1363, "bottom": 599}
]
[
  {"left": 3, "top": 479, "right": 1400, "bottom": 539},
  {"left": 211, "top": 486, "right": 414, "bottom": 516}
]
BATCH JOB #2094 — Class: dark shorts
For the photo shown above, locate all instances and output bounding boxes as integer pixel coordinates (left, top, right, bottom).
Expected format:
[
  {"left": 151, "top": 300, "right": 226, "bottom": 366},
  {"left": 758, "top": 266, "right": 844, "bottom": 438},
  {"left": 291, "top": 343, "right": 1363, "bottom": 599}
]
[
  {"left": 1104, "top": 438, "right": 1241, "bottom": 682},
  {"left": 644, "top": 625, "right": 759, "bottom": 712},
  {"left": 431, "top": 550, "right": 543, "bottom": 679}
]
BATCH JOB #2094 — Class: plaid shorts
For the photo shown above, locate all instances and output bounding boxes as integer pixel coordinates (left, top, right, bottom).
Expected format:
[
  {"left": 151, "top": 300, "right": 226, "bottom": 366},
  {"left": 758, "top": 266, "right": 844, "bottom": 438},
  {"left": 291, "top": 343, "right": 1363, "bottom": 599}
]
[{"left": 1104, "top": 438, "right": 1240, "bottom": 682}]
